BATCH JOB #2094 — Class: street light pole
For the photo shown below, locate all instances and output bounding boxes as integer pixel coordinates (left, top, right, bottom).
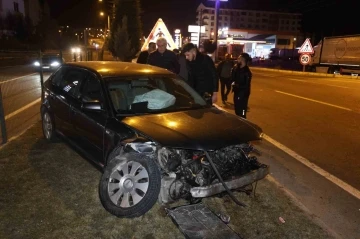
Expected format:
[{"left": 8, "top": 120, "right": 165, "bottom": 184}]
[
  {"left": 100, "top": 11, "right": 110, "bottom": 36},
  {"left": 214, "top": 0, "right": 220, "bottom": 61},
  {"left": 58, "top": 30, "right": 63, "bottom": 60},
  {"left": 198, "top": 9, "right": 203, "bottom": 47}
]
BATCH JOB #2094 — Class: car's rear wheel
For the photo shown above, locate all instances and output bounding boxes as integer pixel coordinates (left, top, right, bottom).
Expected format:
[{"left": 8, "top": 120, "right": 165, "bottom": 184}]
[
  {"left": 41, "top": 109, "right": 56, "bottom": 141},
  {"left": 99, "top": 152, "right": 160, "bottom": 218}
]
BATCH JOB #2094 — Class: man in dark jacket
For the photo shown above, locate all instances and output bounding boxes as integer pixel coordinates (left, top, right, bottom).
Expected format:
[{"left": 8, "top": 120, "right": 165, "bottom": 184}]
[
  {"left": 182, "top": 43, "right": 219, "bottom": 104},
  {"left": 147, "top": 37, "right": 180, "bottom": 74},
  {"left": 217, "top": 53, "right": 234, "bottom": 104},
  {"left": 231, "top": 53, "right": 252, "bottom": 118},
  {"left": 136, "top": 42, "right": 156, "bottom": 64}
]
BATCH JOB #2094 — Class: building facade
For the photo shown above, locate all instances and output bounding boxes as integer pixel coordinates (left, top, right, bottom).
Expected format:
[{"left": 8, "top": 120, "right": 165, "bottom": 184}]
[
  {"left": 197, "top": 3, "right": 302, "bottom": 39},
  {"left": 0, "top": 0, "right": 48, "bottom": 26},
  {"left": 195, "top": 3, "right": 303, "bottom": 59},
  {"left": 0, "top": 0, "right": 25, "bottom": 17}
]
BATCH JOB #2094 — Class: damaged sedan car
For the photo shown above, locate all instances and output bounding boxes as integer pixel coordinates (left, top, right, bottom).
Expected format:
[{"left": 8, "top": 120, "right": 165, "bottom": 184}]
[{"left": 41, "top": 61, "right": 269, "bottom": 218}]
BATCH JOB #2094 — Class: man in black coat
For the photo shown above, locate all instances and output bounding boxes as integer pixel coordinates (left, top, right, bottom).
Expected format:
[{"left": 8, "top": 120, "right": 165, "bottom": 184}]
[
  {"left": 231, "top": 53, "right": 252, "bottom": 118},
  {"left": 136, "top": 42, "right": 156, "bottom": 64},
  {"left": 147, "top": 37, "right": 180, "bottom": 74},
  {"left": 182, "top": 43, "right": 219, "bottom": 104}
]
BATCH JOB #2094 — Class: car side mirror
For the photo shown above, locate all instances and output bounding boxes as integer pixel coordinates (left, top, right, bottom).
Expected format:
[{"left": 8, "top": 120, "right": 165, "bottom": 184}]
[{"left": 81, "top": 100, "right": 103, "bottom": 112}]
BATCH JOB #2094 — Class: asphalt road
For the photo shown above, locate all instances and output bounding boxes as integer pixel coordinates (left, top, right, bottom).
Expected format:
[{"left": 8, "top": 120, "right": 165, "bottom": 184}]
[
  {"left": 218, "top": 68, "right": 360, "bottom": 238},
  {"left": 0, "top": 64, "right": 359, "bottom": 238},
  {"left": 0, "top": 65, "right": 50, "bottom": 142},
  {"left": 245, "top": 69, "right": 360, "bottom": 190}
]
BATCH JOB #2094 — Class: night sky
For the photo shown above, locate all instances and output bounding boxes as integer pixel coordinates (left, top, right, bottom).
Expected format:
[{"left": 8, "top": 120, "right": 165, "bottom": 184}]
[{"left": 47, "top": 0, "right": 360, "bottom": 38}]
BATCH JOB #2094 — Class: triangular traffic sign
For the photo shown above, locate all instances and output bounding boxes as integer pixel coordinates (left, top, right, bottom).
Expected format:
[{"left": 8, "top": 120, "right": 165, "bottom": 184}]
[
  {"left": 298, "top": 38, "right": 314, "bottom": 54},
  {"left": 141, "top": 18, "right": 177, "bottom": 51}
]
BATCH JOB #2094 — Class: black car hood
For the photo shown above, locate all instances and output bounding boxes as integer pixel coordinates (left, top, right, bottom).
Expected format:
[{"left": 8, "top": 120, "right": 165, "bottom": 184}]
[{"left": 121, "top": 107, "right": 263, "bottom": 151}]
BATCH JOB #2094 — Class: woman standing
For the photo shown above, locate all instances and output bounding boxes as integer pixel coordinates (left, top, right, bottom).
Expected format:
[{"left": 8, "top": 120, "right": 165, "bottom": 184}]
[{"left": 231, "top": 53, "right": 252, "bottom": 119}]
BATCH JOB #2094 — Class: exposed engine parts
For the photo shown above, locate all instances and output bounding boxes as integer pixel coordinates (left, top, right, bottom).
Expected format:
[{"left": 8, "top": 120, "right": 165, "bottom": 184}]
[{"left": 156, "top": 144, "right": 267, "bottom": 204}]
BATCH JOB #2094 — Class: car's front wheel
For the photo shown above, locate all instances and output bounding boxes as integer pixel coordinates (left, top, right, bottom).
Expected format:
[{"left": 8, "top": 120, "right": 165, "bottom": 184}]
[{"left": 99, "top": 152, "right": 160, "bottom": 218}]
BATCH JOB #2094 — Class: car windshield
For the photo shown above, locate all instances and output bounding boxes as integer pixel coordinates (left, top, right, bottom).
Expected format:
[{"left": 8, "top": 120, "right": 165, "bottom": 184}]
[{"left": 106, "top": 75, "right": 209, "bottom": 115}]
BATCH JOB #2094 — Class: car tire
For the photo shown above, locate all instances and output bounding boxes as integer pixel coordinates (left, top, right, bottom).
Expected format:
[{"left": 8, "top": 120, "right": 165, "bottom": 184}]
[
  {"left": 99, "top": 152, "right": 161, "bottom": 218},
  {"left": 41, "top": 109, "right": 56, "bottom": 141}
]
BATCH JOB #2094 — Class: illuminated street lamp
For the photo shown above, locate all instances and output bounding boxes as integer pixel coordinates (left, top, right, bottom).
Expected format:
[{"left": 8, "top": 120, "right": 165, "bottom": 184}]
[
  {"left": 99, "top": 11, "right": 110, "bottom": 34},
  {"left": 98, "top": 0, "right": 112, "bottom": 34},
  {"left": 292, "top": 37, "right": 297, "bottom": 59}
]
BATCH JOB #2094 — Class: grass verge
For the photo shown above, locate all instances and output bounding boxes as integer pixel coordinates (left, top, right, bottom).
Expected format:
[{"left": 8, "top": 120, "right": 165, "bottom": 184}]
[{"left": 0, "top": 122, "right": 333, "bottom": 239}]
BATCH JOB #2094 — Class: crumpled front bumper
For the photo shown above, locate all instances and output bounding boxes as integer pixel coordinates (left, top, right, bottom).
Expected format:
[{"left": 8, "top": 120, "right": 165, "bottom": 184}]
[{"left": 190, "top": 165, "right": 269, "bottom": 198}]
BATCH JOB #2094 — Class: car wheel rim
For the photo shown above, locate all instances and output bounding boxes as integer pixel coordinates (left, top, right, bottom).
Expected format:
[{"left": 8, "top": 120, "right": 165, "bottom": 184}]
[
  {"left": 107, "top": 160, "right": 149, "bottom": 208},
  {"left": 43, "top": 113, "right": 52, "bottom": 139}
]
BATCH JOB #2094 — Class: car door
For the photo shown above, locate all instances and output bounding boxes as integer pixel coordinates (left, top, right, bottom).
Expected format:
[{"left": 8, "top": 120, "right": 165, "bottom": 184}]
[
  {"left": 48, "top": 66, "right": 81, "bottom": 136},
  {"left": 70, "top": 70, "right": 107, "bottom": 164}
]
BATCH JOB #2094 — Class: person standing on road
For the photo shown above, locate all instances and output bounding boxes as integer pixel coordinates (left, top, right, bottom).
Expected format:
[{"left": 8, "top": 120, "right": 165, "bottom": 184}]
[
  {"left": 217, "top": 53, "right": 234, "bottom": 105},
  {"left": 147, "top": 37, "right": 180, "bottom": 74},
  {"left": 231, "top": 53, "right": 252, "bottom": 118},
  {"left": 136, "top": 42, "right": 156, "bottom": 64},
  {"left": 181, "top": 43, "right": 219, "bottom": 104}
]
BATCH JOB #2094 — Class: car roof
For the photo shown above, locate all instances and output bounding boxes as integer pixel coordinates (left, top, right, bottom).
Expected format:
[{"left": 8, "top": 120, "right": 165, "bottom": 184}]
[{"left": 63, "top": 61, "right": 174, "bottom": 78}]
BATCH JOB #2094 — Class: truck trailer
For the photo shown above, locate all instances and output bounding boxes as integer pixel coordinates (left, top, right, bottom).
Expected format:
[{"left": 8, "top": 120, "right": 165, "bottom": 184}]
[{"left": 310, "top": 35, "right": 360, "bottom": 75}]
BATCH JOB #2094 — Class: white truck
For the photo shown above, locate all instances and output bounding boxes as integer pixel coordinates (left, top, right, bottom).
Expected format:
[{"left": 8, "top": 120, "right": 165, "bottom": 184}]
[{"left": 310, "top": 35, "right": 360, "bottom": 75}]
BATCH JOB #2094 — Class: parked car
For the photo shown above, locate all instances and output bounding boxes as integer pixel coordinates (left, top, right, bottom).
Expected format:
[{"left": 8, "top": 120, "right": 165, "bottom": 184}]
[
  {"left": 40, "top": 61, "right": 268, "bottom": 218},
  {"left": 33, "top": 54, "right": 64, "bottom": 71}
]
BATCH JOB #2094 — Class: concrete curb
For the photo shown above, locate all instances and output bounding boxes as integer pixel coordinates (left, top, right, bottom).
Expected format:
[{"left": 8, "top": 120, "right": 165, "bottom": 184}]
[
  {"left": 266, "top": 175, "right": 342, "bottom": 239},
  {"left": 250, "top": 66, "right": 359, "bottom": 80}
]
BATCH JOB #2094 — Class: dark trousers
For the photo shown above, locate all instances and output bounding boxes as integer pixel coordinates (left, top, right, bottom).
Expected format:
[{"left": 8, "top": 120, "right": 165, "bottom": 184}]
[
  {"left": 220, "top": 77, "right": 232, "bottom": 101},
  {"left": 234, "top": 90, "right": 250, "bottom": 119}
]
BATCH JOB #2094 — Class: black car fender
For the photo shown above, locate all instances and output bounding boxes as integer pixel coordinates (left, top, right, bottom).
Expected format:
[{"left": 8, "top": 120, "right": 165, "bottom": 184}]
[
  {"left": 104, "top": 129, "right": 157, "bottom": 167},
  {"left": 40, "top": 99, "right": 53, "bottom": 116}
]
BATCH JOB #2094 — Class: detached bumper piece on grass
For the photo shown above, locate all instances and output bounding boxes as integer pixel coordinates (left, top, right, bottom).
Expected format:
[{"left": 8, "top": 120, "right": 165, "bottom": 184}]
[{"left": 166, "top": 203, "right": 243, "bottom": 239}]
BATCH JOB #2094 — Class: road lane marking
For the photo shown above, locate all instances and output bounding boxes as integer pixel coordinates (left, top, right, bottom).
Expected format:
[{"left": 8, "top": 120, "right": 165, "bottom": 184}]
[
  {"left": 254, "top": 74, "right": 355, "bottom": 88},
  {"left": 288, "top": 78, "right": 351, "bottom": 89},
  {"left": 254, "top": 71, "right": 360, "bottom": 84},
  {"left": 0, "top": 121, "right": 39, "bottom": 151},
  {"left": 316, "top": 78, "right": 360, "bottom": 84},
  {"left": 0, "top": 65, "right": 24, "bottom": 69},
  {"left": 214, "top": 103, "right": 360, "bottom": 200},
  {"left": 275, "top": 90, "right": 353, "bottom": 111},
  {"left": 0, "top": 73, "right": 37, "bottom": 84},
  {"left": 5, "top": 98, "right": 41, "bottom": 120},
  {"left": 263, "top": 134, "right": 360, "bottom": 200}
]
